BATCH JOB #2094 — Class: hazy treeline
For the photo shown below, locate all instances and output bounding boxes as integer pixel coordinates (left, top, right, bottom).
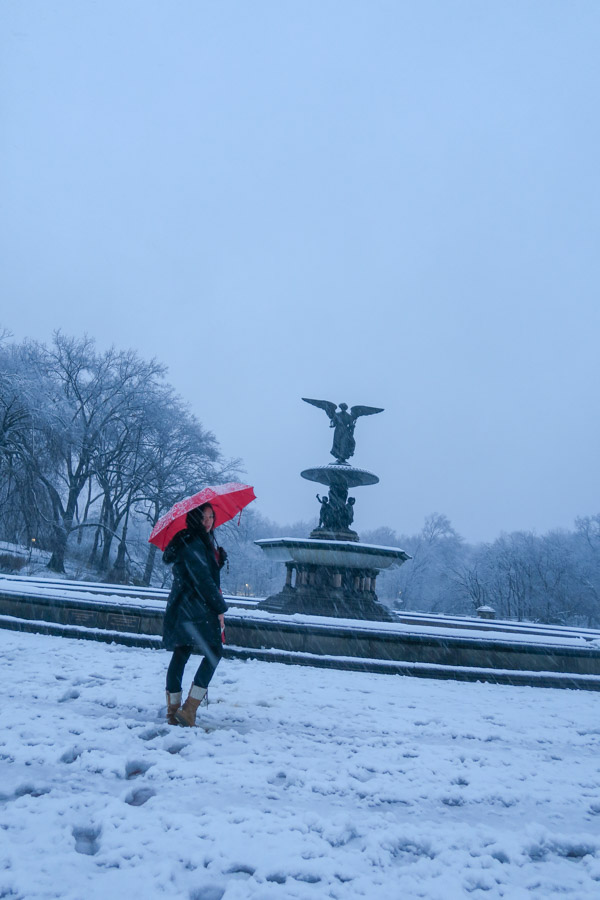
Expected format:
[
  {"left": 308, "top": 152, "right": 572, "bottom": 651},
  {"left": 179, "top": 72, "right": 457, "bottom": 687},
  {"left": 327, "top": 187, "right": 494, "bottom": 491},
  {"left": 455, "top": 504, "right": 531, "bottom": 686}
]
[
  {"left": 1, "top": 332, "right": 599, "bottom": 626},
  {"left": 363, "top": 513, "right": 600, "bottom": 627},
  {"left": 0, "top": 331, "right": 236, "bottom": 584},
  {"left": 217, "top": 509, "right": 600, "bottom": 628}
]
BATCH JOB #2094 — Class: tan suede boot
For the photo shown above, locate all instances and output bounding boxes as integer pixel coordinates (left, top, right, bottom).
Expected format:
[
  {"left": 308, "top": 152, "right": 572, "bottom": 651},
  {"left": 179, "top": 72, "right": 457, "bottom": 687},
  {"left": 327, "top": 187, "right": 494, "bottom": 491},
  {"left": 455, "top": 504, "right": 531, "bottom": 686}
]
[
  {"left": 175, "top": 684, "right": 207, "bottom": 727},
  {"left": 165, "top": 691, "right": 182, "bottom": 725}
]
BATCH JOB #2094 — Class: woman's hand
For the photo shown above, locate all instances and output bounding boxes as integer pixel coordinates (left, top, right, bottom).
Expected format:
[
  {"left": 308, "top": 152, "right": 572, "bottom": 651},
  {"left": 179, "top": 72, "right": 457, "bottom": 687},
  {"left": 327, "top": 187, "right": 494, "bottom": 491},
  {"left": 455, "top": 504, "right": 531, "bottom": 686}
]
[{"left": 218, "top": 614, "right": 225, "bottom": 629}]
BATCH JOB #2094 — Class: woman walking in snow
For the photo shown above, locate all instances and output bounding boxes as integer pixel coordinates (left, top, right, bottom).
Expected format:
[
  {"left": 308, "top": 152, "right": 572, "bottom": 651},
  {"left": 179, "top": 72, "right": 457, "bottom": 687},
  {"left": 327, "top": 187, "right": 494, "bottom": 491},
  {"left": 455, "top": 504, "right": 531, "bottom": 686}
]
[{"left": 162, "top": 503, "right": 228, "bottom": 727}]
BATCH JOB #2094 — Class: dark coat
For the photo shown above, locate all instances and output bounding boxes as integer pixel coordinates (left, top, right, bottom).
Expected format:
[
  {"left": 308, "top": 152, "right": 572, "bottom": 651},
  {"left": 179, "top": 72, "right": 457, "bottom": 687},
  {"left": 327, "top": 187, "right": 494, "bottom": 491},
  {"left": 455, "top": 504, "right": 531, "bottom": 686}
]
[{"left": 162, "top": 530, "right": 228, "bottom": 653}]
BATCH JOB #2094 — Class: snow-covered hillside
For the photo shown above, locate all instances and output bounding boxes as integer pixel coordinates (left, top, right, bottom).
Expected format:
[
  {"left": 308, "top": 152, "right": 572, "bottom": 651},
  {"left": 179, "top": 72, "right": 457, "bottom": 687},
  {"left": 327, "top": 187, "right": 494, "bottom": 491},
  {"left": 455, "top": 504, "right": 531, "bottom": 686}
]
[{"left": 1, "top": 630, "right": 599, "bottom": 899}]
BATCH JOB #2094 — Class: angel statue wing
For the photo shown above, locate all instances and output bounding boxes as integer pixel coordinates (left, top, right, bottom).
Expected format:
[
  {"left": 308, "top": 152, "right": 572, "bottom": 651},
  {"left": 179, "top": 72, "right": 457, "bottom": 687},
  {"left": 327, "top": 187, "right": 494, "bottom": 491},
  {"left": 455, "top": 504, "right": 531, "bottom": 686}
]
[
  {"left": 350, "top": 405, "right": 384, "bottom": 419},
  {"left": 302, "top": 398, "right": 338, "bottom": 421}
]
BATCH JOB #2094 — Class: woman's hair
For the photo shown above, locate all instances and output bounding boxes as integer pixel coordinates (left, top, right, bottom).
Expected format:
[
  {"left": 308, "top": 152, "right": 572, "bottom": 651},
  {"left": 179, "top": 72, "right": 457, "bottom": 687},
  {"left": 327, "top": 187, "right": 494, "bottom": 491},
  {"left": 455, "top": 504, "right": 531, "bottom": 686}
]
[
  {"left": 164, "top": 504, "right": 217, "bottom": 562},
  {"left": 186, "top": 503, "right": 214, "bottom": 533}
]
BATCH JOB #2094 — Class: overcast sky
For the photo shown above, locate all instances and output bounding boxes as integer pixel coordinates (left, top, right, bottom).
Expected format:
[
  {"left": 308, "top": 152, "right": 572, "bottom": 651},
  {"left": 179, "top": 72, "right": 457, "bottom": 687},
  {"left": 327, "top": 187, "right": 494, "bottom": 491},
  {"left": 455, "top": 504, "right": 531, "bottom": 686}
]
[{"left": 1, "top": 1, "right": 599, "bottom": 542}]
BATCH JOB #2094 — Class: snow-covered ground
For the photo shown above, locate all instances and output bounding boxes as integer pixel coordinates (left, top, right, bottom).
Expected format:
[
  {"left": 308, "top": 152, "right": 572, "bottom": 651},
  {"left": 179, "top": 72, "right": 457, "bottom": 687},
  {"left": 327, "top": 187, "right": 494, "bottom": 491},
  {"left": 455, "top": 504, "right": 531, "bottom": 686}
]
[
  {"left": 1, "top": 630, "right": 599, "bottom": 899},
  {"left": 0, "top": 541, "right": 50, "bottom": 562}
]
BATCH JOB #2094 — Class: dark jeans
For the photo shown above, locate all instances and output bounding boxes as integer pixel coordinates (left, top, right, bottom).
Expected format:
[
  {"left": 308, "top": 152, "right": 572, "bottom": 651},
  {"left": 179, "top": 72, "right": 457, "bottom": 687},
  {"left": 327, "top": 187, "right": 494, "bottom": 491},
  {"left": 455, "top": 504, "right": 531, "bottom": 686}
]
[{"left": 166, "top": 643, "right": 222, "bottom": 693}]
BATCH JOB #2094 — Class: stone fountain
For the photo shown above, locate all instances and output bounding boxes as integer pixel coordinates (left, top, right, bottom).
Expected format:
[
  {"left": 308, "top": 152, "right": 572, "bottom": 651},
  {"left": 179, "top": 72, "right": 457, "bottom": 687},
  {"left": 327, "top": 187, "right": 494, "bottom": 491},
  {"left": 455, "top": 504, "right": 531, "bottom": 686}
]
[{"left": 256, "top": 398, "right": 410, "bottom": 621}]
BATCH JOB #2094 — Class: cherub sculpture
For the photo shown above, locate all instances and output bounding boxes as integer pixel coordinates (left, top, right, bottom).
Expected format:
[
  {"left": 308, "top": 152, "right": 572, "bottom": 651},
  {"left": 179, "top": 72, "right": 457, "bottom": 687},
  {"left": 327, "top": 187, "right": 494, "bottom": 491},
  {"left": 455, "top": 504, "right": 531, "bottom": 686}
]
[
  {"left": 316, "top": 494, "right": 334, "bottom": 529},
  {"left": 316, "top": 492, "right": 356, "bottom": 531},
  {"left": 302, "top": 398, "right": 384, "bottom": 463}
]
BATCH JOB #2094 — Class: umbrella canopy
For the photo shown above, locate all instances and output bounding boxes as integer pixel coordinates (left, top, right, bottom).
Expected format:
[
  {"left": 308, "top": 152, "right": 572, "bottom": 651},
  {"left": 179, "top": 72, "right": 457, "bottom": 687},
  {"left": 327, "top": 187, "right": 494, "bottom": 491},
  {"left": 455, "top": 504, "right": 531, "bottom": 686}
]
[{"left": 148, "top": 482, "right": 256, "bottom": 551}]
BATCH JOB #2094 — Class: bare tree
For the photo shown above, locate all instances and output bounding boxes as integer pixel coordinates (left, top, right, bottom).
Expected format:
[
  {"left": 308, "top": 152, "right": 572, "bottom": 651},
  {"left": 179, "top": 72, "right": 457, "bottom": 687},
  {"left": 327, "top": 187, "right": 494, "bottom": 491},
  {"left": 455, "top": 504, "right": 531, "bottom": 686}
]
[
  {"left": 0, "top": 332, "right": 235, "bottom": 581},
  {"left": 18, "top": 334, "right": 166, "bottom": 572}
]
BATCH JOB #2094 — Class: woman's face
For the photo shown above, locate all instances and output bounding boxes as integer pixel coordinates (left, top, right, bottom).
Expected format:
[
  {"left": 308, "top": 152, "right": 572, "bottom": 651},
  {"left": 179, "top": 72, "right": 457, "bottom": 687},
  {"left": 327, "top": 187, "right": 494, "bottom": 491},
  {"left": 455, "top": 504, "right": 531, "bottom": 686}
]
[{"left": 201, "top": 506, "right": 215, "bottom": 531}]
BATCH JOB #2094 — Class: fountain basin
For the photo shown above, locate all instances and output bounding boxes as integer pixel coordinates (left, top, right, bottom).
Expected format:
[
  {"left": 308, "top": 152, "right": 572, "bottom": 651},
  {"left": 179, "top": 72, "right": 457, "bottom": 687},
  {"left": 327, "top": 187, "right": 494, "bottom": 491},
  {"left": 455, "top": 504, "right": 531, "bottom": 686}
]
[
  {"left": 255, "top": 537, "right": 410, "bottom": 569},
  {"left": 300, "top": 464, "right": 379, "bottom": 488}
]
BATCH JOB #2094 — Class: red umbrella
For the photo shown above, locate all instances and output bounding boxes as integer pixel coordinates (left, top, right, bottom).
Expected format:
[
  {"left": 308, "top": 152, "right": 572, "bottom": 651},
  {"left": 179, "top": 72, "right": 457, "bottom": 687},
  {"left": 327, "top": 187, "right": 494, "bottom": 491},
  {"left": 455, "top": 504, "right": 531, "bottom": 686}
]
[{"left": 148, "top": 482, "right": 256, "bottom": 551}]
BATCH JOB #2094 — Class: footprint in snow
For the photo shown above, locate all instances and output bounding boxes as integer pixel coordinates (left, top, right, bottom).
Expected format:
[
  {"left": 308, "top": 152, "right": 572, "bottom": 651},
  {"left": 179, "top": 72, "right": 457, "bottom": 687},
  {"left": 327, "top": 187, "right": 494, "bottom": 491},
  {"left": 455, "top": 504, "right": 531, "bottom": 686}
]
[
  {"left": 125, "top": 787, "right": 155, "bottom": 807},
  {"left": 165, "top": 741, "right": 187, "bottom": 755},
  {"left": 60, "top": 747, "right": 82, "bottom": 764},
  {"left": 442, "top": 795, "right": 466, "bottom": 807},
  {"left": 268, "top": 772, "right": 287, "bottom": 785},
  {"left": 125, "top": 759, "right": 153, "bottom": 779},
  {"left": 58, "top": 689, "right": 80, "bottom": 703},
  {"left": 139, "top": 726, "right": 169, "bottom": 741},
  {"left": 189, "top": 886, "right": 225, "bottom": 900},
  {"left": 527, "top": 838, "right": 596, "bottom": 861},
  {"left": 73, "top": 825, "right": 101, "bottom": 856},
  {"left": 225, "top": 864, "right": 255, "bottom": 879},
  {"left": 14, "top": 783, "right": 50, "bottom": 799},
  {"left": 98, "top": 698, "right": 118, "bottom": 709}
]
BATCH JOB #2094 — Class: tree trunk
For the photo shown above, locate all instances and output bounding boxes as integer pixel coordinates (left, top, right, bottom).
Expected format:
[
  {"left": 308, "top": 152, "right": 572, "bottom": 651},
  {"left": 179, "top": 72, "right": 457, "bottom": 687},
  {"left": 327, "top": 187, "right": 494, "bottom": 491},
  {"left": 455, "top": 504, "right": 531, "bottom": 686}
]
[
  {"left": 106, "top": 494, "right": 133, "bottom": 584},
  {"left": 88, "top": 523, "right": 101, "bottom": 567},
  {"left": 47, "top": 526, "right": 67, "bottom": 573},
  {"left": 107, "top": 538, "right": 128, "bottom": 584},
  {"left": 78, "top": 477, "right": 93, "bottom": 545},
  {"left": 142, "top": 543, "right": 158, "bottom": 586},
  {"left": 99, "top": 501, "right": 116, "bottom": 572}
]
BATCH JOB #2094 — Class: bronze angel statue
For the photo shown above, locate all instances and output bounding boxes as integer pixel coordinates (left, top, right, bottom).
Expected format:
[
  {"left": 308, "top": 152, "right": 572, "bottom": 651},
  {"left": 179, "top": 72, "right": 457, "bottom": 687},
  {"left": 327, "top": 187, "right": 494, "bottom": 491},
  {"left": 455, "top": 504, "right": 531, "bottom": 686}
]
[{"left": 302, "top": 398, "right": 384, "bottom": 464}]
